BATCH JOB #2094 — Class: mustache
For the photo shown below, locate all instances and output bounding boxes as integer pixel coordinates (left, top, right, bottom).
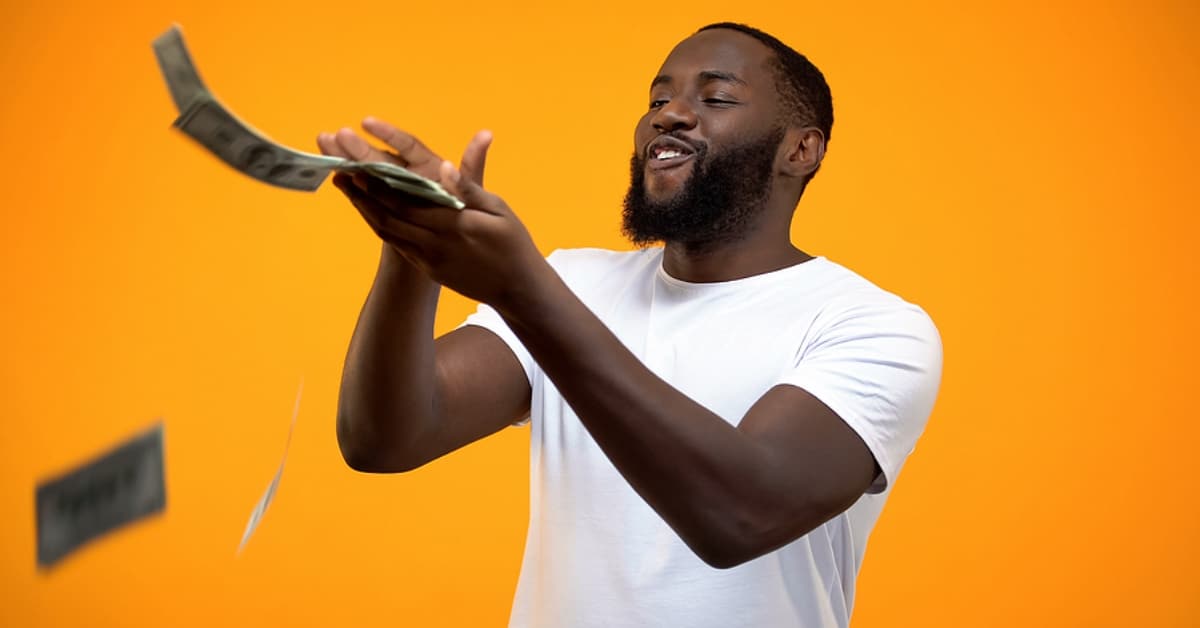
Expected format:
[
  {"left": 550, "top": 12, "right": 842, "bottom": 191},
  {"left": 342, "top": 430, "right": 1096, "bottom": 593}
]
[{"left": 639, "top": 131, "right": 708, "bottom": 162}]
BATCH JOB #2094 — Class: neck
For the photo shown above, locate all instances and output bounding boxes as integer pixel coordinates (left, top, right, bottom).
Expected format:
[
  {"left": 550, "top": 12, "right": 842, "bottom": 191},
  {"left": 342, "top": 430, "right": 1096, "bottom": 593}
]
[{"left": 661, "top": 207, "right": 812, "bottom": 283}]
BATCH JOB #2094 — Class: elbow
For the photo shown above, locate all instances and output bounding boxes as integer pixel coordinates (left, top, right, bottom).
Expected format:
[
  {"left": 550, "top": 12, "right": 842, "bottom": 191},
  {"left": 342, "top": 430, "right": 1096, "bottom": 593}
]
[
  {"left": 685, "top": 500, "right": 830, "bottom": 570},
  {"left": 340, "top": 445, "right": 420, "bottom": 474},
  {"left": 693, "top": 545, "right": 752, "bottom": 570},
  {"left": 336, "top": 411, "right": 425, "bottom": 474},
  {"left": 688, "top": 532, "right": 768, "bottom": 570}
]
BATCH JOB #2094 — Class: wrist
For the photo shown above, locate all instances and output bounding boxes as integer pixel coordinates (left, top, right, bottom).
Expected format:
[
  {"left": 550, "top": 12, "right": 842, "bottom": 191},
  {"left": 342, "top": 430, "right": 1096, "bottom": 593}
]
[
  {"left": 376, "top": 243, "right": 439, "bottom": 296},
  {"left": 493, "top": 255, "right": 561, "bottom": 323}
]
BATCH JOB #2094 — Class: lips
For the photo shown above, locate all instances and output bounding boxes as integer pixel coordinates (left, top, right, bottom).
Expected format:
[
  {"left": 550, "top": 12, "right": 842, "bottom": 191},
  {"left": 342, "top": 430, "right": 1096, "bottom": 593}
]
[{"left": 645, "top": 135, "right": 698, "bottom": 171}]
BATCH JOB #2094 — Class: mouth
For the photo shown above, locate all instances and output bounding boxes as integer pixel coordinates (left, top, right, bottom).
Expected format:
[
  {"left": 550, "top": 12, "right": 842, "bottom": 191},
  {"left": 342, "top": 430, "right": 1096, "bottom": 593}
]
[{"left": 645, "top": 135, "right": 697, "bottom": 171}]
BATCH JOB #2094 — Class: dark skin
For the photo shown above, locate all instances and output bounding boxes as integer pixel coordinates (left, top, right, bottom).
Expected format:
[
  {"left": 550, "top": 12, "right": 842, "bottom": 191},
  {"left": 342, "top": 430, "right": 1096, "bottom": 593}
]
[{"left": 319, "top": 29, "right": 876, "bottom": 569}]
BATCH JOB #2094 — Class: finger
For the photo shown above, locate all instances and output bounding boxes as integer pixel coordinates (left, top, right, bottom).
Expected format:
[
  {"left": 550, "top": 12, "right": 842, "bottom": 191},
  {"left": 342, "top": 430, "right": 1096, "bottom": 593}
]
[
  {"left": 388, "top": 204, "right": 464, "bottom": 233},
  {"left": 335, "top": 176, "right": 440, "bottom": 248},
  {"left": 333, "top": 175, "right": 389, "bottom": 236},
  {"left": 350, "top": 172, "right": 460, "bottom": 234},
  {"left": 335, "top": 127, "right": 391, "bottom": 163},
  {"left": 351, "top": 172, "right": 373, "bottom": 192},
  {"left": 439, "top": 160, "right": 508, "bottom": 216},
  {"left": 362, "top": 117, "right": 441, "bottom": 170},
  {"left": 332, "top": 172, "right": 355, "bottom": 190},
  {"left": 459, "top": 130, "right": 493, "bottom": 186},
  {"left": 341, "top": 176, "right": 404, "bottom": 229},
  {"left": 356, "top": 174, "right": 466, "bottom": 232},
  {"left": 335, "top": 174, "right": 392, "bottom": 227},
  {"left": 317, "top": 132, "right": 348, "bottom": 158}
]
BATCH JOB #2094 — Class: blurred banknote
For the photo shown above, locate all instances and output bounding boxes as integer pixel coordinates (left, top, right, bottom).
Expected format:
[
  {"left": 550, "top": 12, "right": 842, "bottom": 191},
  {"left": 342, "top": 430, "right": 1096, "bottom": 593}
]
[
  {"left": 151, "top": 25, "right": 206, "bottom": 113},
  {"left": 152, "top": 25, "right": 464, "bottom": 207},
  {"left": 35, "top": 423, "right": 166, "bottom": 568},
  {"left": 238, "top": 379, "right": 303, "bottom": 554},
  {"left": 171, "top": 94, "right": 345, "bottom": 192}
]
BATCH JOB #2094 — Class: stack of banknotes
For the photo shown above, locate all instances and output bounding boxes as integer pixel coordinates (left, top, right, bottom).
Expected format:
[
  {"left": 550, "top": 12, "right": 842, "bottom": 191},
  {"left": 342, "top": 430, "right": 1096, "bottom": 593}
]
[{"left": 152, "top": 25, "right": 463, "bottom": 209}]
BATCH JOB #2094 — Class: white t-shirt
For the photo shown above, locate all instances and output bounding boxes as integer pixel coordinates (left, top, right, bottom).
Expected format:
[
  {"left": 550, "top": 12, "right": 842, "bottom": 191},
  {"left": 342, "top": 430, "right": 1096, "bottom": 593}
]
[{"left": 463, "top": 247, "right": 942, "bottom": 628}]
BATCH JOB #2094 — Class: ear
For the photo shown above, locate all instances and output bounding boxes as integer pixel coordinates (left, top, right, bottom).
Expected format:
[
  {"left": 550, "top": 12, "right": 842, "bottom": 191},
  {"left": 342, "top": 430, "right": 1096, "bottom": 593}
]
[{"left": 778, "top": 126, "right": 826, "bottom": 180}]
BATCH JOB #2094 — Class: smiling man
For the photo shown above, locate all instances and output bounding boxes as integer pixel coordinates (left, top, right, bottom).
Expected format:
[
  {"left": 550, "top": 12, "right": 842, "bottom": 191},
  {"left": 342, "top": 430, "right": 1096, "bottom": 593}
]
[{"left": 318, "top": 22, "right": 942, "bottom": 628}]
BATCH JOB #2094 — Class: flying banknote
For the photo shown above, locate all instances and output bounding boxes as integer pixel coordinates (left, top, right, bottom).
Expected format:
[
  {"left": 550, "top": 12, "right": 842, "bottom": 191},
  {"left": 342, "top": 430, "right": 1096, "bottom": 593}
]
[{"left": 152, "top": 25, "right": 464, "bottom": 208}]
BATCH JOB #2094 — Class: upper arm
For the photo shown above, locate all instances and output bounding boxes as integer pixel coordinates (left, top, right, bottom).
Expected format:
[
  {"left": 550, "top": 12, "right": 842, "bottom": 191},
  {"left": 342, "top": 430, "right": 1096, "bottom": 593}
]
[
  {"left": 737, "top": 385, "right": 878, "bottom": 534},
  {"left": 733, "top": 301, "right": 941, "bottom": 543},
  {"left": 408, "top": 324, "right": 531, "bottom": 468},
  {"left": 406, "top": 250, "right": 582, "bottom": 467},
  {"left": 777, "top": 301, "right": 943, "bottom": 494}
]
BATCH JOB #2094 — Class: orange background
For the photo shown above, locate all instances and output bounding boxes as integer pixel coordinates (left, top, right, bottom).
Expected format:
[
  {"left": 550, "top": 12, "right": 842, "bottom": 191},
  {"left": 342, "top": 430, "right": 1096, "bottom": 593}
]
[{"left": 2, "top": 0, "right": 1198, "bottom": 626}]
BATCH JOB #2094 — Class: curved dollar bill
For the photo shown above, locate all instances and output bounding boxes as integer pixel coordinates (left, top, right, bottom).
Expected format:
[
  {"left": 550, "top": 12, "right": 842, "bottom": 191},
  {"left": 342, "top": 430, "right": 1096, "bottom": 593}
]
[
  {"left": 172, "top": 94, "right": 346, "bottom": 192},
  {"left": 153, "top": 25, "right": 464, "bottom": 208},
  {"left": 334, "top": 160, "right": 465, "bottom": 209},
  {"left": 152, "top": 25, "right": 208, "bottom": 113},
  {"left": 237, "top": 379, "right": 303, "bottom": 555}
]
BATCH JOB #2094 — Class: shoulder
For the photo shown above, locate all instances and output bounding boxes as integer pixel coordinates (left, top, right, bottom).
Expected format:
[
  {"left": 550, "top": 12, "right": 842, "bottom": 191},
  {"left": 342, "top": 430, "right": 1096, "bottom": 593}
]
[{"left": 801, "top": 259, "right": 942, "bottom": 361}]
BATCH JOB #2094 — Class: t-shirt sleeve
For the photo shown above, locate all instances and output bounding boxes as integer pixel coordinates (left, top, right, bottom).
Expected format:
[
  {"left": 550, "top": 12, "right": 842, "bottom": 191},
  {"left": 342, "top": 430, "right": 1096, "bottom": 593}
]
[
  {"left": 460, "top": 300, "right": 536, "bottom": 385},
  {"left": 776, "top": 297, "right": 943, "bottom": 494}
]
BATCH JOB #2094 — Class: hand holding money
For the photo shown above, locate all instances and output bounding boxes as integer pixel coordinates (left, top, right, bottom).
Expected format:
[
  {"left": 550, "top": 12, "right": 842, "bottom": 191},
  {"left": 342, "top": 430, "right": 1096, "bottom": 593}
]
[
  {"left": 316, "top": 118, "right": 486, "bottom": 218},
  {"left": 327, "top": 126, "right": 497, "bottom": 256},
  {"left": 332, "top": 131, "right": 552, "bottom": 308}
]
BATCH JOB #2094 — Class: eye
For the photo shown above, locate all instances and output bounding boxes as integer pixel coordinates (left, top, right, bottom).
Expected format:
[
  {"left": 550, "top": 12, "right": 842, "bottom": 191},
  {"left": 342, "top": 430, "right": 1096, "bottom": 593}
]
[
  {"left": 649, "top": 99, "right": 669, "bottom": 109},
  {"left": 702, "top": 98, "right": 737, "bottom": 106}
]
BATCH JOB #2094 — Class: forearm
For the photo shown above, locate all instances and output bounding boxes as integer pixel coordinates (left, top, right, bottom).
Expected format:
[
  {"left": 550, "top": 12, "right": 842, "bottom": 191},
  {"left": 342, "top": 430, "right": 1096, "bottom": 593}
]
[
  {"left": 495, "top": 267, "right": 794, "bottom": 566},
  {"left": 337, "top": 244, "right": 441, "bottom": 471}
]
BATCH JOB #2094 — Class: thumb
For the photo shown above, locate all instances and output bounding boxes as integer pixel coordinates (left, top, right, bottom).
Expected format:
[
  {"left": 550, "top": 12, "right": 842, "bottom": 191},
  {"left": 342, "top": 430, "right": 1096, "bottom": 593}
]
[
  {"left": 440, "top": 159, "right": 507, "bottom": 215},
  {"left": 458, "top": 130, "right": 493, "bottom": 186}
]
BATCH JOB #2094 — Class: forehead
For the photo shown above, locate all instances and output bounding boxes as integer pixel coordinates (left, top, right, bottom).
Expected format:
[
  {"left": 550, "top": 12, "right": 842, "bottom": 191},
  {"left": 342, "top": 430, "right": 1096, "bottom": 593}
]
[{"left": 654, "top": 29, "right": 776, "bottom": 88}]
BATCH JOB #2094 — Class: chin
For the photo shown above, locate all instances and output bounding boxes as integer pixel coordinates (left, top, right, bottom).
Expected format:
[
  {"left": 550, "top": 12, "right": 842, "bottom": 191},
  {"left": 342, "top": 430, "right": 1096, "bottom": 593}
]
[{"left": 644, "top": 184, "right": 684, "bottom": 205}]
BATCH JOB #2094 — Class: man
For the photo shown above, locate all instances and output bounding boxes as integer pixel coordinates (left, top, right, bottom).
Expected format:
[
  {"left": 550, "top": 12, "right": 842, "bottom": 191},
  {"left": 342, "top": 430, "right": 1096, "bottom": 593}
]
[{"left": 317, "top": 22, "right": 941, "bottom": 628}]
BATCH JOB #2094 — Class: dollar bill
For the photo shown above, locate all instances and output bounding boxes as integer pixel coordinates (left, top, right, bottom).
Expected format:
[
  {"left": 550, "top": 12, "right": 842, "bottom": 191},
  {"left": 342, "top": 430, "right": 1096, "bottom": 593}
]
[
  {"left": 151, "top": 25, "right": 208, "bottom": 113},
  {"left": 35, "top": 423, "right": 167, "bottom": 568},
  {"left": 237, "top": 379, "right": 303, "bottom": 554},
  {"left": 173, "top": 94, "right": 344, "bottom": 192},
  {"left": 153, "top": 24, "right": 465, "bottom": 208},
  {"left": 339, "top": 161, "right": 465, "bottom": 209},
  {"left": 337, "top": 161, "right": 438, "bottom": 190},
  {"left": 372, "top": 175, "right": 464, "bottom": 209}
]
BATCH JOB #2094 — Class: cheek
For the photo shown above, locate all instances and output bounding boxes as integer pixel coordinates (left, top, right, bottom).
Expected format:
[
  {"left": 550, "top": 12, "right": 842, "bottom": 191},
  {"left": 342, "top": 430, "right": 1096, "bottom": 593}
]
[{"left": 633, "top": 114, "right": 655, "bottom": 149}]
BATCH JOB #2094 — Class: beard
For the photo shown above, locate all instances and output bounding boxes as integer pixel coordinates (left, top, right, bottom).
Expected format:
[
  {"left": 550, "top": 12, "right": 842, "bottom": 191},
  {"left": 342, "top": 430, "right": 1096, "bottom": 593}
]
[{"left": 622, "top": 126, "right": 785, "bottom": 253}]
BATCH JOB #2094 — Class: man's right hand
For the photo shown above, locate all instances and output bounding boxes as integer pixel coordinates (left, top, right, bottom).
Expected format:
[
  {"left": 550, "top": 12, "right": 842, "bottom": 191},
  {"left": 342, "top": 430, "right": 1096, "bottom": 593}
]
[{"left": 320, "top": 117, "right": 531, "bottom": 474}]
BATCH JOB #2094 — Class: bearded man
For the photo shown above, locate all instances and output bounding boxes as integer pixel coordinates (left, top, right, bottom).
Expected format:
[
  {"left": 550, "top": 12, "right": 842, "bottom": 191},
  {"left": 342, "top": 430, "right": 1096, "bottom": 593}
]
[{"left": 317, "top": 22, "right": 942, "bottom": 628}]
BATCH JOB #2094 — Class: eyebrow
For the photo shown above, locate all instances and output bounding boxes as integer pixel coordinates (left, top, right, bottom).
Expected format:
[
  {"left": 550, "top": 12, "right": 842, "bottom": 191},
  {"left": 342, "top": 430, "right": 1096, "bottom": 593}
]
[{"left": 650, "top": 70, "right": 748, "bottom": 89}]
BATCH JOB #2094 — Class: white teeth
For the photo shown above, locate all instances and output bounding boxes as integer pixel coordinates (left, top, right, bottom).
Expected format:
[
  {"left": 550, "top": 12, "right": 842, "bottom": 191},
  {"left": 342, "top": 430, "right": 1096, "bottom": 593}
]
[{"left": 656, "top": 150, "right": 681, "bottom": 160}]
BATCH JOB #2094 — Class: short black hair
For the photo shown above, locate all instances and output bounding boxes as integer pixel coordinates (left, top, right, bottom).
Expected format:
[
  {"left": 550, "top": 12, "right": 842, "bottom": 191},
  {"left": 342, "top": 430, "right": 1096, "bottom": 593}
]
[{"left": 697, "top": 22, "right": 833, "bottom": 146}]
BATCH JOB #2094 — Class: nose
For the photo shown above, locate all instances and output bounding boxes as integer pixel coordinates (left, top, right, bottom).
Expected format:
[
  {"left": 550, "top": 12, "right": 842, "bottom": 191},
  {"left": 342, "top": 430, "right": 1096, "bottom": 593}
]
[{"left": 651, "top": 98, "right": 698, "bottom": 133}]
